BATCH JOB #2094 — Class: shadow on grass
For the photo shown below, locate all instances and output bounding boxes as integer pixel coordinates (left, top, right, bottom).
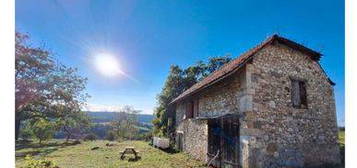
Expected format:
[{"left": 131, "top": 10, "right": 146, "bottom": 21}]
[
  {"left": 120, "top": 156, "right": 142, "bottom": 162},
  {"left": 148, "top": 143, "right": 180, "bottom": 154},
  {"left": 16, "top": 140, "right": 80, "bottom": 150},
  {"left": 16, "top": 147, "right": 58, "bottom": 158},
  {"left": 128, "top": 156, "right": 141, "bottom": 162},
  {"left": 15, "top": 140, "right": 81, "bottom": 159},
  {"left": 159, "top": 147, "right": 180, "bottom": 154}
]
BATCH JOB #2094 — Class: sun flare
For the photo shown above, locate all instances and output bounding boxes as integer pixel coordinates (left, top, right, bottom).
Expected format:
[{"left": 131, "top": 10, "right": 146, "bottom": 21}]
[{"left": 94, "top": 53, "right": 123, "bottom": 77}]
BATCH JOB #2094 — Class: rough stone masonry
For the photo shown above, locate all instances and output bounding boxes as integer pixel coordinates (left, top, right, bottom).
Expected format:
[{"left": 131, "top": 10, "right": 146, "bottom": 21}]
[{"left": 169, "top": 35, "right": 340, "bottom": 168}]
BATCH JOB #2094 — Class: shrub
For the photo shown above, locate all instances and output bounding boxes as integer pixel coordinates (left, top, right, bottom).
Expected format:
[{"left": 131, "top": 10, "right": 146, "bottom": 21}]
[
  {"left": 105, "top": 131, "right": 117, "bottom": 141},
  {"left": 19, "top": 122, "right": 33, "bottom": 141},
  {"left": 22, "top": 155, "right": 59, "bottom": 168},
  {"left": 31, "top": 119, "right": 55, "bottom": 144},
  {"left": 138, "top": 132, "right": 152, "bottom": 141},
  {"left": 83, "top": 133, "right": 97, "bottom": 141}
]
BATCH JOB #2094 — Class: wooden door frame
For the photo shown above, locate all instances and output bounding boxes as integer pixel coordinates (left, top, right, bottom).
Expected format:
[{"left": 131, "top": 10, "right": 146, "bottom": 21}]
[{"left": 207, "top": 114, "right": 240, "bottom": 168}]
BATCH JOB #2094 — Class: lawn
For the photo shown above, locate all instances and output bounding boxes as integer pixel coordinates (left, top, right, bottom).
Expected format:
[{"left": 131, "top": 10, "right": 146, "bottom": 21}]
[
  {"left": 338, "top": 130, "right": 345, "bottom": 146},
  {"left": 15, "top": 140, "right": 206, "bottom": 168},
  {"left": 338, "top": 130, "right": 345, "bottom": 166},
  {"left": 16, "top": 131, "right": 346, "bottom": 168}
]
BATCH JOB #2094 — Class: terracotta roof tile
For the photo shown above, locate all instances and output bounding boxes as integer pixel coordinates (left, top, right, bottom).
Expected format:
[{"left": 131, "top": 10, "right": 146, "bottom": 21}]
[{"left": 170, "top": 34, "right": 326, "bottom": 104}]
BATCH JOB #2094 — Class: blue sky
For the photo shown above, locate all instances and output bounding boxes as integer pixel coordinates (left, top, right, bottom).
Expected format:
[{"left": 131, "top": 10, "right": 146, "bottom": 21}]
[{"left": 16, "top": 0, "right": 344, "bottom": 126}]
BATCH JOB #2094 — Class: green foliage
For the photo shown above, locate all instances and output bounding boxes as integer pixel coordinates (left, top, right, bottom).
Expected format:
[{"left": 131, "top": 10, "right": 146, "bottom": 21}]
[
  {"left": 22, "top": 155, "right": 59, "bottom": 168},
  {"left": 83, "top": 133, "right": 97, "bottom": 141},
  {"left": 138, "top": 132, "right": 153, "bottom": 142},
  {"left": 31, "top": 119, "right": 55, "bottom": 144},
  {"left": 15, "top": 32, "right": 89, "bottom": 140},
  {"left": 338, "top": 130, "right": 345, "bottom": 166},
  {"left": 105, "top": 130, "right": 117, "bottom": 141},
  {"left": 153, "top": 55, "right": 232, "bottom": 136},
  {"left": 109, "top": 106, "right": 141, "bottom": 140},
  {"left": 55, "top": 111, "right": 91, "bottom": 141},
  {"left": 19, "top": 121, "right": 34, "bottom": 140}
]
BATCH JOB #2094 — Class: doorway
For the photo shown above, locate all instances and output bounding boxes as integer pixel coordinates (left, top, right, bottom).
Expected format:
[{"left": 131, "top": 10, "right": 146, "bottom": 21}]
[
  {"left": 207, "top": 114, "right": 240, "bottom": 168},
  {"left": 177, "top": 132, "right": 184, "bottom": 151}
]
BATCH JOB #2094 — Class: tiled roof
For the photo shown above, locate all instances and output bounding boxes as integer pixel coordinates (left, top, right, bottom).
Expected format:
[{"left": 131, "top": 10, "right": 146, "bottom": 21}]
[{"left": 170, "top": 34, "right": 327, "bottom": 104}]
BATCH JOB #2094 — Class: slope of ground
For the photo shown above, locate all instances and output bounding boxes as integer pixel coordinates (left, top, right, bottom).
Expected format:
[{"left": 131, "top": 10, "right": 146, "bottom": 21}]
[{"left": 16, "top": 140, "right": 205, "bottom": 168}]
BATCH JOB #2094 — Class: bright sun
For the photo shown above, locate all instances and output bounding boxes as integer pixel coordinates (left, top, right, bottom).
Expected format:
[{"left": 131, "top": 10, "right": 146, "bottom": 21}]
[{"left": 94, "top": 53, "right": 123, "bottom": 77}]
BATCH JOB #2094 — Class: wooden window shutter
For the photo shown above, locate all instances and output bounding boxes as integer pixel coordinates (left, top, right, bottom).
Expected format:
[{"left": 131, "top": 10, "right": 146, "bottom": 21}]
[
  {"left": 291, "top": 80, "right": 301, "bottom": 107},
  {"left": 185, "top": 103, "right": 190, "bottom": 118},
  {"left": 186, "top": 101, "right": 194, "bottom": 118},
  {"left": 299, "top": 81, "right": 307, "bottom": 108},
  {"left": 195, "top": 99, "right": 199, "bottom": 117},
  {"left": 291, "top": 78, "right": 308, "bottom": 108},
  {"left": 191, "top": 101, "right": 194, "bottom": 118}
]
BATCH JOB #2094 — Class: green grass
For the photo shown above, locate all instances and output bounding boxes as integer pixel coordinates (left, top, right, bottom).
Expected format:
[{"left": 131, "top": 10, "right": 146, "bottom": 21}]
[
  {"left": 338, "top": 130, "right": 345, "bottom": 146},
  {"left": 16, "top": 140, "right": 206, "bottom": 168},
  {"left": 338, "top": 130, "right": 345, "bottom": 166}
]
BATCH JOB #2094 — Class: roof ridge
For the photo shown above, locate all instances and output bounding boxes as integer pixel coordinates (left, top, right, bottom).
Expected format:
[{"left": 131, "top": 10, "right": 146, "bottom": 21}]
[{"left": 169, "top": 34, "right": 326, "bottom": 104}]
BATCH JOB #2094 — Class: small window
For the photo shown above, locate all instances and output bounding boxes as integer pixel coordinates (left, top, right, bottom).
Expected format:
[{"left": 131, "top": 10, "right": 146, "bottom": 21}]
[
  {"left": 193, "top": 99, "right": 199, "bottom": 118},
  {"left": 186, "top": 99, "right": 199, "bottom": 119},
  {"left": 291, "top": 79, "right": 308, "bottom": 108},
  {"left": 186, "top": 101, "right": 194, "bottom": 119}
]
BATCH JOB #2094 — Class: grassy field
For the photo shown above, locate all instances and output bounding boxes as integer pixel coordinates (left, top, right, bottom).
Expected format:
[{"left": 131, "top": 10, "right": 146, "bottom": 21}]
[
  {"left": 338, "top": 130, "right": 345, "bottom": 146},
  {"left": 15, "top": 140, "right": 206, "bottom": 168},
  {"left": 338, "top": 130, "right": 345, "bottom": 166},
  {"left": 16, "top": 130, "right": 346, "bottom": 168}
]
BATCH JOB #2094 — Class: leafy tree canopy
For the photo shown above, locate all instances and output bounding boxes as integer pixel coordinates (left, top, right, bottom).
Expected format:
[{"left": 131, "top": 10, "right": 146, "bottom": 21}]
[
  {"left": 15, "top": 32, "right": 90, "bottom": 140},
  {"left": 152, "top": 55, "right": 232, "bottom": 136}
]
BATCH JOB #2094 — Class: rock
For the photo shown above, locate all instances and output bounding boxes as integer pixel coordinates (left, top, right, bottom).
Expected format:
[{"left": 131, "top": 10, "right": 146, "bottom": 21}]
[
  {"left": 73, "top": 140, "right": 81, "bottom": 145},
  {"left": 91, "top": 147, "right": 100, "bottom": 150},
  {"left": 106, "top": 143, "right": 115, "bottom": 147}
]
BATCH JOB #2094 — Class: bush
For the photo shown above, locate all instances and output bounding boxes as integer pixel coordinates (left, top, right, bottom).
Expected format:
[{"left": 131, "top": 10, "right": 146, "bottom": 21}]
[
  {"left": 105, "top": 131, "right": 117, "bottom": 141},
  {"left": 19, "top": 122, "right": 33, "bottom": 141},
  {"left": 31, "top": 119, "right": 55, "bottom": 144},
  {"left": 22, "top": 155, "right": 59, "bottom": 168},
  {"left": 83, "top": 133, "right": 97, "bottom": 141},
  {"left": 139, "top": 132, "right": 152, "bottom": 141}
]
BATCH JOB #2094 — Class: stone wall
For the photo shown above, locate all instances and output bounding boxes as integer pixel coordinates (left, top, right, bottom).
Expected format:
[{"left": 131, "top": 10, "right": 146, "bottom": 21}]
[
  {"left": 176, "top": 119, "right": 208, "bottom": 161},
  {"left": 242, "top": 43, "right": 340, "bottom": 167},
  {"left": 197, "top": 70, "right": 244, "bottom": 117},
  {"left": 175, "top": 69, "right": 248, "bottom": 121},
  {"left": 173, "top": 41, "right": 340, "bottom": 168},
  {"left": 174, "top": 69, "right": 247, "bottom": 163}
]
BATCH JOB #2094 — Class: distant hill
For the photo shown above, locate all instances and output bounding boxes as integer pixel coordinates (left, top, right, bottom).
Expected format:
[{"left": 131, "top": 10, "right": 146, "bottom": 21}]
[
  {"left": 85, "top": 111, "right": 154, "bottom": 125},
  {"left": 54, "top": 112, "right": 154, "bottom": 139}
]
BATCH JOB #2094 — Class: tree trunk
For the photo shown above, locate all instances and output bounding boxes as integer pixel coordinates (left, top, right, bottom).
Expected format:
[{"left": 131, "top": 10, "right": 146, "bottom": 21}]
[
  {"left": 15, "top": 118, "right": 21, "bottom": 141},
  {"left": 66, "top": 134, "right": 70, "bottom": 142},
  {"left": 64, "top": 127, "right": 71, "bottom": 142}
]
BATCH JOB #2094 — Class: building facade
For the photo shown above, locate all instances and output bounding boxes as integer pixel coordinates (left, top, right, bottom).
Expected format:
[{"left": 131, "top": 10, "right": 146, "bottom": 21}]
[{"left": 169, "top": 35, "right": 340, "bottom": 168}]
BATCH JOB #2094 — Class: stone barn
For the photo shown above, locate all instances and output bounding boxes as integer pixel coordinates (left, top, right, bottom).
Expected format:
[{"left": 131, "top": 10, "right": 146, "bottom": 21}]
[{"left": 168, "top": 35, "right": 340, "bottom": 168}]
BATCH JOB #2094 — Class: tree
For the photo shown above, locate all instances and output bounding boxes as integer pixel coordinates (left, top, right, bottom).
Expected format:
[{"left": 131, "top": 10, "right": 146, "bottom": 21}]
[
  {"left": 15, "top": 32, "right": 89, "bottom": 140},
  {"left": 110, "top": 106, "right": 141, "bottom": 140},
  {"left": 152, "top": 55, "right": 232, "bottom": 136},
  {"left": 55, "top": 111, "right": 91, "bottom": 142},
  {"left": 105, "top": 130, "right": 117, "bottom": 141},
  {"left": 30, "top": 118, "right": 55, "bottom": 144}
]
